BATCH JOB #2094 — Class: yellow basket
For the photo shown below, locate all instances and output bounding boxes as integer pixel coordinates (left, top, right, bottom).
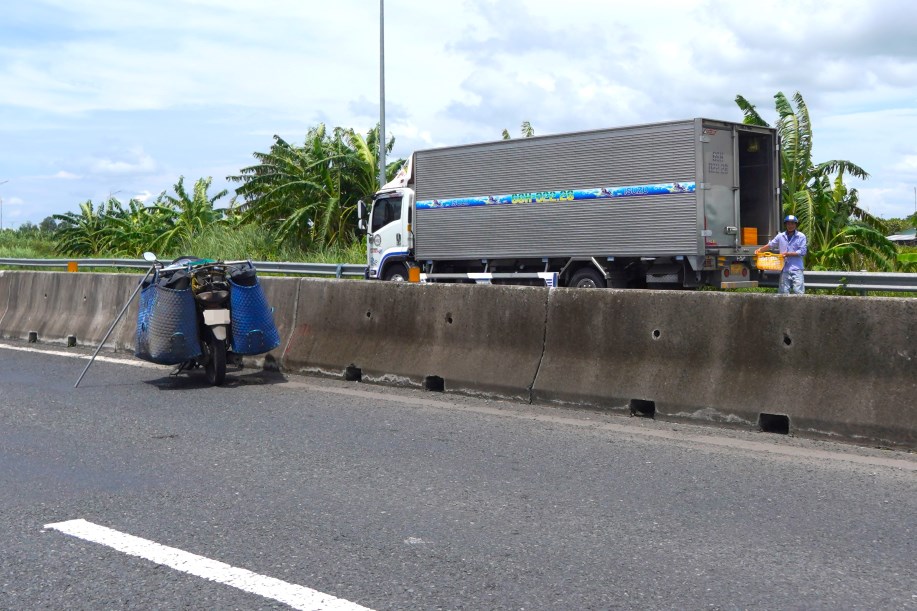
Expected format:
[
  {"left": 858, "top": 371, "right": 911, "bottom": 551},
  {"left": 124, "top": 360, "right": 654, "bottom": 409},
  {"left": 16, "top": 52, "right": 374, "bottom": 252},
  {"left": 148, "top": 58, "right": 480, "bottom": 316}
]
[{"left": 755, "top": 252, "right": 785, "bottom": 271}]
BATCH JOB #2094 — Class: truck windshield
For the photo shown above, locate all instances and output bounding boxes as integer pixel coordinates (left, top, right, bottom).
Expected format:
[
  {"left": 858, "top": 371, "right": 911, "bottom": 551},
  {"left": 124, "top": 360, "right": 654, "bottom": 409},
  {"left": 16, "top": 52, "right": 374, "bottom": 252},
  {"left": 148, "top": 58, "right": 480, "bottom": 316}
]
[{"left": 370, "top": 197, "right": 401, "bottom": 233}]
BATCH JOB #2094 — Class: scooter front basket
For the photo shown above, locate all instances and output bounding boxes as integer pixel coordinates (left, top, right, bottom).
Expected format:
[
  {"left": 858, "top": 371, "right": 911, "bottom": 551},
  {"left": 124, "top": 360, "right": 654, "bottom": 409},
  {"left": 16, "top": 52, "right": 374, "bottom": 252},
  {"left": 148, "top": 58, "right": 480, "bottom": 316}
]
[
  {"left": 229, "top": 277, "right": 280, "bottom": 356},
  {"left": 135, "top": 282, "right": 202, "bottom": 365}
]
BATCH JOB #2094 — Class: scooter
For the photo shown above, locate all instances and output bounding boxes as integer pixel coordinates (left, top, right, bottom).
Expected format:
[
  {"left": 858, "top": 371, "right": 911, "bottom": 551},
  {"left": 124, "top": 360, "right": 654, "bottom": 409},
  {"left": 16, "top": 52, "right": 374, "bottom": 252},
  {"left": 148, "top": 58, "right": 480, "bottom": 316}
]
[
  {"left": 75, "top": 252, "right": 279, "bottom": 388},
  {"left": 138, "top": 253, "right": 253, "bottom": 386},
  {"left": 168, "top": 255, "right": 235, "bottom": 385}
]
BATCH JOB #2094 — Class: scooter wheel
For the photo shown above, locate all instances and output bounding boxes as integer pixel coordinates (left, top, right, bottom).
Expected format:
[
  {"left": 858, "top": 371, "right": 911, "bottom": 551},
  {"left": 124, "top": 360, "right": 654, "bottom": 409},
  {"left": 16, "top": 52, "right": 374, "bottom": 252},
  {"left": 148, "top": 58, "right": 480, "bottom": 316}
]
[{"left": 205, "top": 337, "right": 227, "bottom": 386}]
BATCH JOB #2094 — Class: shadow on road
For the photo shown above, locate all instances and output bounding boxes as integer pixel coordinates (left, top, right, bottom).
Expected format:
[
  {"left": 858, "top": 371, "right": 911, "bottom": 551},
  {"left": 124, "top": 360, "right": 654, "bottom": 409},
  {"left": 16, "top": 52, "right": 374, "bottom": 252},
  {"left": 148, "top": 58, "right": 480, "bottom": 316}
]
[{"left": 143, "top": 366, "right": 288, "bottom": 391}]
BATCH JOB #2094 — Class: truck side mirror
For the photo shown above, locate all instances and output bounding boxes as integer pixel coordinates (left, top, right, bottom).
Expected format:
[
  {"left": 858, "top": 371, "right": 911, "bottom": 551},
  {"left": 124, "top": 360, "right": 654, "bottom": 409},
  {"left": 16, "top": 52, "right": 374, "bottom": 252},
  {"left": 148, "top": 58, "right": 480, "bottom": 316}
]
[{"left": 357, "top": 200, "right": 366, "bottom": 231}]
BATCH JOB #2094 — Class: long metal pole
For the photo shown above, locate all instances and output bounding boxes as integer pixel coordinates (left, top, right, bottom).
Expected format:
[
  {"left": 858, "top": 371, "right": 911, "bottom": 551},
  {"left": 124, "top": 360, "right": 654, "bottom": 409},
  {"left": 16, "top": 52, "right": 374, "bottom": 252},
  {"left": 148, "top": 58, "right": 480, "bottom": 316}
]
[
  {"left": 378, "top": 0, "right": 386, "bottom": 188},
  {"left": 74, "top": 265, "right": 154, "bottom": 388}
]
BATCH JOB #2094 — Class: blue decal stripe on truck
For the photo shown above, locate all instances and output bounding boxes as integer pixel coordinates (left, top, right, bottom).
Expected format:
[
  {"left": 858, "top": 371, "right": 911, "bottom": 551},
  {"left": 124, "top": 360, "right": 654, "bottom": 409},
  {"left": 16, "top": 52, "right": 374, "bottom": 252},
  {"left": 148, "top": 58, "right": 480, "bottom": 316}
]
[{"left": 416, "top": 182, "right": 696, "bottom": 210}]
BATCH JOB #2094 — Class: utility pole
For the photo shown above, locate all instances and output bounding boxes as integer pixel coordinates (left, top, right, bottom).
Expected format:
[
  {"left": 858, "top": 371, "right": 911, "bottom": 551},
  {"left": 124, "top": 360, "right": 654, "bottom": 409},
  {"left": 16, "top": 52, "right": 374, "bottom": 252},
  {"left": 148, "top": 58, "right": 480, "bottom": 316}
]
[{"left": 378, "top": 0, "right": 386, "bottom": 188}]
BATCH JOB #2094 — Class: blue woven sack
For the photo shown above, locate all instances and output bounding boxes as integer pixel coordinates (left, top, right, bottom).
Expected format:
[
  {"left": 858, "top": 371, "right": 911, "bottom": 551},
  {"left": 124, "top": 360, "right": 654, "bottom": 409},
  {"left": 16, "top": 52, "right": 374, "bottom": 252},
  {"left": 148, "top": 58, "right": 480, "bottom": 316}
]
[
  {"left": 135, "top": 282, "right": 201, "bottom": 365},
  {"left": 229, "top": 278, "right": 280, "bottom": 355}
]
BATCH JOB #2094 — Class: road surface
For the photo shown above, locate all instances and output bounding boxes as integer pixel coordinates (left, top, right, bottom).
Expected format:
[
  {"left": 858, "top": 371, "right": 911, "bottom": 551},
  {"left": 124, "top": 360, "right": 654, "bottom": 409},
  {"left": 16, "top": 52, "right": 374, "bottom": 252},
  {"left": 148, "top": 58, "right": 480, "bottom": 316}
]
[{"left": 1, "top": 340, "right": 915, "bottom": 609}]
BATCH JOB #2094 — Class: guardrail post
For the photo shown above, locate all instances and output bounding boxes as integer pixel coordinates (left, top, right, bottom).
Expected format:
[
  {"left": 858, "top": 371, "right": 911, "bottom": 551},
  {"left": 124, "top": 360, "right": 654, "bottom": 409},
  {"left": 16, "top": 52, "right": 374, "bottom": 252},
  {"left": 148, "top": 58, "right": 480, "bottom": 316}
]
[{"left": 335, "top": 264, "right": 344, "bottom": 279}]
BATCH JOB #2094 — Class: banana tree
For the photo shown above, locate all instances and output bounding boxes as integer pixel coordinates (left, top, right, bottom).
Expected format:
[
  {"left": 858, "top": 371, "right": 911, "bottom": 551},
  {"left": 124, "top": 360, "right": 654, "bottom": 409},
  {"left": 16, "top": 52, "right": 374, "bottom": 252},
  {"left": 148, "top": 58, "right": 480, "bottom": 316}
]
[
  {"left": 230, "top": 124, "right": 400, "bottom": 249},
  {"left": 735, "top": 91, "right": 897, "bottom": 270},
  {"left": 53, "top": 200, "right": 112, "bottom": 256},
  {"left": 152, "top": 176, "right": 228, "bottom": 252}
]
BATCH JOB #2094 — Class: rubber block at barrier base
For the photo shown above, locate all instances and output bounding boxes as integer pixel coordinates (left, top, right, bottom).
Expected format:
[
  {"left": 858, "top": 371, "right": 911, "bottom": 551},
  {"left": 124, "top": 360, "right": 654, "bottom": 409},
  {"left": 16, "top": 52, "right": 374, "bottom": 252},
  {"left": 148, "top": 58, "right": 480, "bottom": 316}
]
[
  {"left": 532, "top": 289, "right": 917, "bottom": 448},
  {"left": 283, "top": 279, "right": 548, "bottom": 401},
  {"left": 0, "top": 271, "right": 141, "bottom": 349}
]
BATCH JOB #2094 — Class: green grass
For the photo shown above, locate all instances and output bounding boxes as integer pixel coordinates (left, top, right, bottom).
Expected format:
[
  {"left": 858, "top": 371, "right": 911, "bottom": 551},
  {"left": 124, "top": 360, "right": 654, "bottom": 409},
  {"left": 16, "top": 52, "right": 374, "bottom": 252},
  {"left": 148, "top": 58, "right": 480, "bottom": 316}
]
[
  {"left": 0, "top": 225, "right": 367, "bottom": 272},
  {"left": 0, "top": 231, "right": 58, "bottom": 259}
]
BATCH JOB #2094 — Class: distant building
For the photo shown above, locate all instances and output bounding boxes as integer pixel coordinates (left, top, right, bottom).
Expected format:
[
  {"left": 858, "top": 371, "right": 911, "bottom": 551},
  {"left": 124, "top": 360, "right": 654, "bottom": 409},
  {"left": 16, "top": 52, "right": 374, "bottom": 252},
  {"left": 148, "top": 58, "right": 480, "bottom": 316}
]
[{"left": 888, "top": 228, "right": 917, "bottom": 246}]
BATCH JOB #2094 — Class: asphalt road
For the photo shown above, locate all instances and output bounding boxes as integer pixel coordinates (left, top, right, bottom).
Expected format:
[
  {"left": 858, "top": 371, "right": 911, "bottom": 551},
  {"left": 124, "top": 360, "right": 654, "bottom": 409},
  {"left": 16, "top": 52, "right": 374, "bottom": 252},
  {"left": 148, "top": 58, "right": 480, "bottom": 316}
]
[{"left": 1, "top": 340, "right": 915, "bottom": 610}]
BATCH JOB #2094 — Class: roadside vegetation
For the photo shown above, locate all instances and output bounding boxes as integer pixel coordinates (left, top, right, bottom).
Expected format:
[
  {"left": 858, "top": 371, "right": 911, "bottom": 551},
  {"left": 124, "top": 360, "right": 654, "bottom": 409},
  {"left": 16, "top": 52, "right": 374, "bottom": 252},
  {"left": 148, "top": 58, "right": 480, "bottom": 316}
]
[
  {"left": 2, "top": 95, "right": 915, "bottom": 282},
  {"left": 736, "top": 91, "right": 915, "bottom": 273}
]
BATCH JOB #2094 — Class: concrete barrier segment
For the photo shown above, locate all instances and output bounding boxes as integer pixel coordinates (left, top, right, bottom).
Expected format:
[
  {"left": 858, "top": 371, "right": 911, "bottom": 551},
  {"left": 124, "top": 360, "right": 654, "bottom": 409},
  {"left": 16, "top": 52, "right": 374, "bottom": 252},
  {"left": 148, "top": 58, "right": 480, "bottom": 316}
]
[
  {"left": 0, "top": 271, "right": 11, "bottom": 330},
  {"left": 283, "top": 278, "right": 549, "bottom": 401},
  {"left": 532, "top": 289, "right": 917, "bottom": 448},
  {"left": 0, "top": 271, "right": 142, "bottom": 349}
]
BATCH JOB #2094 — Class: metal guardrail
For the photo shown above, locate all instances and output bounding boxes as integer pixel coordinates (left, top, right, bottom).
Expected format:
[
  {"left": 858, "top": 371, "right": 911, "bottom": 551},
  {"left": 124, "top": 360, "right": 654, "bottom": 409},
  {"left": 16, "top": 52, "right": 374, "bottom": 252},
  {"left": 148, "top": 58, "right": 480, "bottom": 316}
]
[
  {"left": 0, "top": 258, "right": 367, "bottom": 278},
  {"left": 758, "top": 270, "right": 917, "bottom": 293},
  {"left": 1, "top": 258, "right": 915, "bottom": 292}
]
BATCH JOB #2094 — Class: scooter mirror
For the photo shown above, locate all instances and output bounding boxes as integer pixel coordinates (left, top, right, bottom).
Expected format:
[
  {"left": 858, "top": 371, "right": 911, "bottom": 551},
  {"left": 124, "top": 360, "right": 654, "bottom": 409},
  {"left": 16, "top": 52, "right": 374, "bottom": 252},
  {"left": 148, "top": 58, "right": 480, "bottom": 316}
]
[{"left": 143, "top": 252, "right": 158, "bottom": 262}]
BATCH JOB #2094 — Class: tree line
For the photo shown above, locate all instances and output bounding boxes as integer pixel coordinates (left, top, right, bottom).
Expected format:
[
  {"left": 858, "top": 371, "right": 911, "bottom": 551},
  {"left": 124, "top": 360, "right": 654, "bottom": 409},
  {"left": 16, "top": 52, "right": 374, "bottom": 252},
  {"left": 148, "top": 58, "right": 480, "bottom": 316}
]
[{"left": 5, "top": 92, "right": 916, "bottom": 271}]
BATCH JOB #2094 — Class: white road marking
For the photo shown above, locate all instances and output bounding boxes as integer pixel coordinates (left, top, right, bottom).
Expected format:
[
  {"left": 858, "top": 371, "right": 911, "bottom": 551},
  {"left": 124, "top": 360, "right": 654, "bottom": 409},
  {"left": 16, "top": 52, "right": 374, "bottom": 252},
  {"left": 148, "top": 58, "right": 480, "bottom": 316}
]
[
  {"left": 44, "top": 519, "right": 373, "bottom": 611},
  {"left": 0, "top": 341, "right": 165, "bottom": 369}
]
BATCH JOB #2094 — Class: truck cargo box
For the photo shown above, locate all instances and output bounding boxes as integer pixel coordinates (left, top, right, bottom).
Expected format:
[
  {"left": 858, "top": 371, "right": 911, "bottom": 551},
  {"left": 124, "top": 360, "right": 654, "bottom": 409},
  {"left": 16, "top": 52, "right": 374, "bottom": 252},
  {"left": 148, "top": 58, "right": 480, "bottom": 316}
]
[{"left": 411, "top": 118, "right": 778, "bottom": 264}]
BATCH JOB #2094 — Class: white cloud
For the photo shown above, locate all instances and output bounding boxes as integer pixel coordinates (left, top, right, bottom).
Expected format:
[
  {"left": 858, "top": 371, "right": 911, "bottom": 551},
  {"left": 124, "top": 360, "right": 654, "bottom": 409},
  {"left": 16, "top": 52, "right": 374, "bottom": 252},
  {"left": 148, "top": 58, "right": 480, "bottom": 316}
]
[
  {"left": 133, "top": 190, "right": 154, "bottom": 203},
  {"left": 88, "top": 148, "right": 157, "bottom": 175},
  {"left": 892, "top": 155, "right": 917, "bottom": 173},
  {"left": 2, "top": 0, "right": 917, "bottom": 224}
]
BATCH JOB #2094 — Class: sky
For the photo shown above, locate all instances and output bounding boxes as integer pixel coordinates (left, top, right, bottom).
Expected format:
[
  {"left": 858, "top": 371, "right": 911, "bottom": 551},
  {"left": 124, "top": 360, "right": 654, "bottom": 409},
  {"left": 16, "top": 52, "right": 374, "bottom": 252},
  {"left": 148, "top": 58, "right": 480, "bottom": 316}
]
[{"left": 2, "top": 0, "right": 917, "bottom": 229}]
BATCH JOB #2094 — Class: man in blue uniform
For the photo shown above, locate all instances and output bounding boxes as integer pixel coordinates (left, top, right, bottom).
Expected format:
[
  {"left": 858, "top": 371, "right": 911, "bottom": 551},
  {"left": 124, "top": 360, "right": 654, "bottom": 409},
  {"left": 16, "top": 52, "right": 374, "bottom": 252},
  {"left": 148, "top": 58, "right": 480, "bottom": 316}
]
[{"left": 756, "top": 215, "right": 808, "bottom": 294}]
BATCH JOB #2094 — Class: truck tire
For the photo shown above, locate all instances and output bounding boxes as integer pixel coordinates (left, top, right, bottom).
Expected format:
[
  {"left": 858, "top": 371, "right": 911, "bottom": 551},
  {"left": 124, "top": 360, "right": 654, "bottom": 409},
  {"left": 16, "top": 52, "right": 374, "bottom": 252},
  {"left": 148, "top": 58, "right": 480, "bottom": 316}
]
[
  {"left": 383, "top": 262, "right": 409, "bottom": 282},
  {"left": 569, "top": 268, "right": 606, "bottom": 289}
]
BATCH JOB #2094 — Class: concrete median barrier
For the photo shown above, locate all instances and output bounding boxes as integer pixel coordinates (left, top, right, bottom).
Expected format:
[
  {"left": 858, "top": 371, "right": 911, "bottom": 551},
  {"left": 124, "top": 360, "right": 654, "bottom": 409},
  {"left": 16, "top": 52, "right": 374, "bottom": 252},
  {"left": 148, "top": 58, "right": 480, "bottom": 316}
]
[
  {"left": 0, "top": 271, "right": 142, "bottom": 349},
  {"left": 283, "top": 279, "right": 548, "bottom": 401},
  {"left": 0, "top": 271, "right": 11, "bottom": 328},
  {"left": 532, "top": 289, "right": 917, "bottom": 448},
  {"left": 2, "top": 271, "right": 914, "bottom": 449}
]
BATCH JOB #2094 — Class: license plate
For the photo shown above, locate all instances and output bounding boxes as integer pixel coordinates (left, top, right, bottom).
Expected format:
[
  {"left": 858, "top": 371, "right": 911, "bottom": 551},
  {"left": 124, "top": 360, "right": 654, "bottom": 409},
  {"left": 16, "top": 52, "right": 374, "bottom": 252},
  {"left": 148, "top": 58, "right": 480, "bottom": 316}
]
[
  {"left": 730, "top": 263, "right": 745, "bottom": 275},
  {"left": 203, "top": 309, "right": 231, "bottom": 326}
]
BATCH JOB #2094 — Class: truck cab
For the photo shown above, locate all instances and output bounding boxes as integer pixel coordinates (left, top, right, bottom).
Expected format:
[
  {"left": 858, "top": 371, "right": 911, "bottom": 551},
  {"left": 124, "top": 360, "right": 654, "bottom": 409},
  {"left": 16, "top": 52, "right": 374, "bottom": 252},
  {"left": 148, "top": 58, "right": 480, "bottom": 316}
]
[{"left": 366, "top": 188, "right": 414, "bottom": 281}]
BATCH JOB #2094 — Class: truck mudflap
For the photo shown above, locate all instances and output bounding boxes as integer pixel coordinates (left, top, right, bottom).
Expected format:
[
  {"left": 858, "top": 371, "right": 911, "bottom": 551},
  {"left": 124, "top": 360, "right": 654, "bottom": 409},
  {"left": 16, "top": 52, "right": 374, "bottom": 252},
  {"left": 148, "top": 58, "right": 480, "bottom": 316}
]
[
  {"left": 721, "top": 280, "right": 758, "bottom": 289},
  {"left": 420, "top": 272, "right": 559, "bottom": 287}
]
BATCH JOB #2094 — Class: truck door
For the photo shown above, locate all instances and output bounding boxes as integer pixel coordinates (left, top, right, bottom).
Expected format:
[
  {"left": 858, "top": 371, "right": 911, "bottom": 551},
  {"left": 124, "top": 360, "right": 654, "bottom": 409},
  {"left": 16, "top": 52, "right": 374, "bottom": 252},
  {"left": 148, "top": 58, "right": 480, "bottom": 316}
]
[
  {"left": 701, "top": 125, "right": 739, "bottom": 251},
  {"left": 368, "top": 192, "right": 408, "bottom": 278}
]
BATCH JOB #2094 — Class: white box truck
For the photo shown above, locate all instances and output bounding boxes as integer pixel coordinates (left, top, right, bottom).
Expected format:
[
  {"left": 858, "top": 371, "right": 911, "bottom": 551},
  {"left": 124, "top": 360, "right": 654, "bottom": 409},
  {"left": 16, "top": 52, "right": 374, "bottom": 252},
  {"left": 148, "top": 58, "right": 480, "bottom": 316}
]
[{"left": 361, "top": 118, "right": 780, "bottom": 289}]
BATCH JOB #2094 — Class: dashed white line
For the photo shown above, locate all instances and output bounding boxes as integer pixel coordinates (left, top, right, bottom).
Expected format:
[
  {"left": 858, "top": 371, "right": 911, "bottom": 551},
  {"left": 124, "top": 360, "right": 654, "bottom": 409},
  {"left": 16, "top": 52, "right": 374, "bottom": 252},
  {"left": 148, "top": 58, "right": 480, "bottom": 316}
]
[{"left": 44, "top": 519, "right": 373, "bottom": 611}]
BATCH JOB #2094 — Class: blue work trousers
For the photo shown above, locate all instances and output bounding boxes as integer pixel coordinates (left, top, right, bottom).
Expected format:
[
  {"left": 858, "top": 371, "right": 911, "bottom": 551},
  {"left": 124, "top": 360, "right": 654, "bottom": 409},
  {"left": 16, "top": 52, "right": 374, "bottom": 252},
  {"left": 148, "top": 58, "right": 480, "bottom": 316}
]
[{"left": 779, "top": 268, "right": 805, "bottom": 294}]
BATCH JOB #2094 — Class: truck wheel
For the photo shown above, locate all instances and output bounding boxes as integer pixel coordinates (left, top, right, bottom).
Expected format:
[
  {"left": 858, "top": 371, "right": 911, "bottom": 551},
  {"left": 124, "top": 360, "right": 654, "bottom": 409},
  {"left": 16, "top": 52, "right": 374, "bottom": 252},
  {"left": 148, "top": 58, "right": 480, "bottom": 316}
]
[
  {"left": 569, "top": 268, "right": 606, "bottom": 289},
  {"left": 383, "top": 263, "right": 409, "bottom": 282}
]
